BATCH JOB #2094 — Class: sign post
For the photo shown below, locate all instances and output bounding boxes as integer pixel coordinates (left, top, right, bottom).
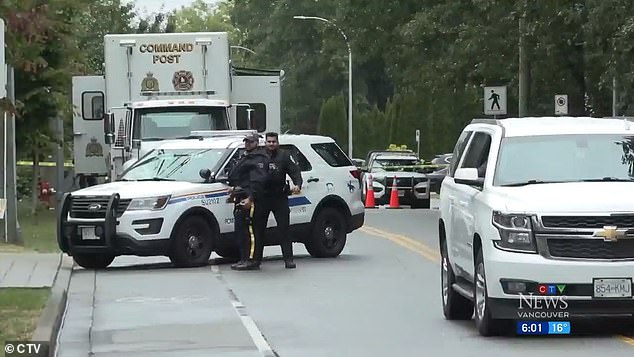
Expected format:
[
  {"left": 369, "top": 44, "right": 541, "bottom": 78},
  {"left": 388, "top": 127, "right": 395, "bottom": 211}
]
[
  {"left": 415, "top": 129, "right": 420, "bottom": 159},
  {"left": 484, "top": 86, "right": 507, "bottom": 117},
  {"left": 555, "top": 95, "right": 568, "bottom": 115}
]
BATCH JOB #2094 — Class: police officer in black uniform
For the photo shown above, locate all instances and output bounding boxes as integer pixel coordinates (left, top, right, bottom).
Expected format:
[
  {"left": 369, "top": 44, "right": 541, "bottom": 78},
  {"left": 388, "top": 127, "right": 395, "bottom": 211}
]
[
  {"left": 227, "top": 133, "right": 269, "bottom": 270},
  {"left": 253, "top": 132, "right": 303, "bottom": 269}
]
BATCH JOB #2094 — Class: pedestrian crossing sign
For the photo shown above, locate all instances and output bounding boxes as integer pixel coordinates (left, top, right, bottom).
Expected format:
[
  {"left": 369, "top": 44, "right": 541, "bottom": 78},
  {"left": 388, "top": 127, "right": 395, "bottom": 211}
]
[{"left": 484, "top": 86, "right": 507, "bottom": 115}]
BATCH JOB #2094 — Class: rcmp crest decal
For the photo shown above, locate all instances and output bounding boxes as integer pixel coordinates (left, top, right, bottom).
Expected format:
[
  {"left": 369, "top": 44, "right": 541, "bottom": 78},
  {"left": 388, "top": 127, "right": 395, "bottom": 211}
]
[
  {"left": 172, "top": 70, "right": 194, "bottom": 90},
  {"left": 86, "top": 137, "right": 103, "bottom": 157},
  {"left": 141, "top": 72, "right": 159, "bottom": 92}
]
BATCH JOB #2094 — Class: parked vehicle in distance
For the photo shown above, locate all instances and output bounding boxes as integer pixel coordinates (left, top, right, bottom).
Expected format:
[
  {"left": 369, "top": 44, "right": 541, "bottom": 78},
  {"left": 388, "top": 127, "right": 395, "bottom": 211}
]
[{"left": 361, "top": 151, "right": 430, "bottom": 208}]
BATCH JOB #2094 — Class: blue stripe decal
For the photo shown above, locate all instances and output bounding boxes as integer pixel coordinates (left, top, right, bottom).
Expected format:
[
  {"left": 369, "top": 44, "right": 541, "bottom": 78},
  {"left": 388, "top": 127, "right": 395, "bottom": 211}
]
[
  {"left": 169, "top": 191, "right": 229, "bottom": 205},
  {"left": 168, "top": 192, "right": 310, "bottom": 206},
  {"left": 288, "top": 196, "right": 311, "bottom": 206}
]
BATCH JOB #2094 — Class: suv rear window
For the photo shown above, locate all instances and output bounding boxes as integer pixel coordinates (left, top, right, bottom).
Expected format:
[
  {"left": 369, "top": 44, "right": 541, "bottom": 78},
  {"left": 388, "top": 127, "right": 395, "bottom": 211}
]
[{"left": 311, "top": 143, "right": 353, "bottom": 167}]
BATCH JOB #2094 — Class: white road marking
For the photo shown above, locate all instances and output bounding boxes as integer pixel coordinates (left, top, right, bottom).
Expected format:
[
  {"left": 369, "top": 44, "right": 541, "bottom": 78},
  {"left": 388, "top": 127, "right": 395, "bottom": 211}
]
[{"left": 211, "top": 264, "right": 277, "bottom": 357}]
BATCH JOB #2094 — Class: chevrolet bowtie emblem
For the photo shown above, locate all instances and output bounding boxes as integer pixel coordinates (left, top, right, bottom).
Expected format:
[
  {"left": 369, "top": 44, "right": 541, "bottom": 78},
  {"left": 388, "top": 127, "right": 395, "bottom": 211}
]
[{"left": 593, "top": 225, "right": 632, "bottom": 242}]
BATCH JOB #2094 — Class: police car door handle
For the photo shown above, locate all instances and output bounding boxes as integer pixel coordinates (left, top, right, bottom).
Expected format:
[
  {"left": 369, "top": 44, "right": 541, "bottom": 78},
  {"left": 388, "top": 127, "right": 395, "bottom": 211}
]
[{"left": 307, "top": 177, "right": 319, "bottom": 183}]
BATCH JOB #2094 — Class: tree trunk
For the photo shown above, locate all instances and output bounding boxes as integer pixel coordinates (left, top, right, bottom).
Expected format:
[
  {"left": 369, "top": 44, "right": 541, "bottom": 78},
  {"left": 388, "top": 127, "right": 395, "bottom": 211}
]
[{"left": 30, "top": 147, "right": 40, "bottom": 215}]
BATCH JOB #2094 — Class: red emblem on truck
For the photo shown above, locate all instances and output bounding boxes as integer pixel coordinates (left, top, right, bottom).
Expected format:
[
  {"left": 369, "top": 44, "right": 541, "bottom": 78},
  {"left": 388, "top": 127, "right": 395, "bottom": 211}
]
[{"left": 172, "top": 70, "right": 194, "bottom": 91}]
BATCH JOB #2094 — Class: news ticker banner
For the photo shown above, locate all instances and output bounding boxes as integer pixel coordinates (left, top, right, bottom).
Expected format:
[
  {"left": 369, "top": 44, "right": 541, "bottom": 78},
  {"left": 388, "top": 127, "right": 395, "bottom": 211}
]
[
  {"left": 517, "top": 321, "right": 571, "bottom": 335},
  {"left": 4, "top": 341, "right": 49, "bottom": 356}
]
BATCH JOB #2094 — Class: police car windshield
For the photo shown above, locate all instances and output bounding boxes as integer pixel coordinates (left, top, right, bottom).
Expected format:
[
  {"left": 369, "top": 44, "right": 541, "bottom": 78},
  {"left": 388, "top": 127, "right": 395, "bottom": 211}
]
[
  {"left": 136, "top": 106, "right": 229, "bottom": 141},
  {"left": 121, "top": 148, "right": 227, "bottom": 182},
  {"left": 494, "top": 134, "right": 634, "bottom": 186}
]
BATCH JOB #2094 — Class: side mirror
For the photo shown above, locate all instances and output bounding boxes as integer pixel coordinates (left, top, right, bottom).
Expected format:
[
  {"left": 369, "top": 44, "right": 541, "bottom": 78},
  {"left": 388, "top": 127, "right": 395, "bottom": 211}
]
[
  {"left": 199, "top": 168, "right": 212, "bottom": 182},
  {"left": 132, "top": 139, "right": 141, "bottom": 149},
  {"left": 454, "top": 168, "right": 484, "bottom": 187},
  {"left": 104, "top": 112, "right": 115, "bottom": 144}
]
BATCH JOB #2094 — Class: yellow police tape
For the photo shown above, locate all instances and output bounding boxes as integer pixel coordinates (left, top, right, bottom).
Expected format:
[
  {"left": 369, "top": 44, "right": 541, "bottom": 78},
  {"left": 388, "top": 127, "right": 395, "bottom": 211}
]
[
  {"left": 17, "top": 161, "right": 74, "bottom": 167},
  {"left": 367, "top": 164, "right": 448, "bottom": 171}
]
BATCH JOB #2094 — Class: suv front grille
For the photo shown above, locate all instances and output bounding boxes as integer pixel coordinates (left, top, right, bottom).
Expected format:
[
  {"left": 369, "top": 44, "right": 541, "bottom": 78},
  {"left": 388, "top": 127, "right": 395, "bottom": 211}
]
[
  {"left": 541, "top": 215, "right": 634, "bottom": 229},
  {"left": 70, "top": 196, "right": 131, "bottom": 219},
  {"left": 547, "top": 238, "right": 634, "bottom": 259}
]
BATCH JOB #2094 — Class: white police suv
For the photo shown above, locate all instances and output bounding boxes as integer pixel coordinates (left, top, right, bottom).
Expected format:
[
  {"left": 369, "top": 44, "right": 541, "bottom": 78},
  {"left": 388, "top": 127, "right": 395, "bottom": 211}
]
[
  {"left": 58, "top": 132, "right": 365, "bottom": 269},
  {"left": 439, "top": 117, "right": 634, "bottom": 336}
]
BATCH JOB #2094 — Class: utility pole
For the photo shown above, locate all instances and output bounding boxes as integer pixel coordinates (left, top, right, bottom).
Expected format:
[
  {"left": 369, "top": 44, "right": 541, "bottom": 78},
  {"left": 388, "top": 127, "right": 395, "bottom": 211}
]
[
  {"left": 5, "top": 66, "right": 21, "bottom": 245},
  {"left": 55, "top": 115, "right": 64, "bottom": 207},
  {"left": 518, "top": 0, "right": 528, "bottom": 117},
  {"left": 612, "top": 77, "right": 617, "bottom": 117},
  {"left": 1, "top": 17, "right": 6, "bottom": 242}
]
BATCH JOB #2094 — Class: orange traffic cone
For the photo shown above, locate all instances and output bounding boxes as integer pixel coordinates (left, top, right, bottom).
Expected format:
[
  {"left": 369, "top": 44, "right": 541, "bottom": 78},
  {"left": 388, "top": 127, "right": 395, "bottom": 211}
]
[
  {"left": 388, "top": 175, "right": 400, "bottom": 209},
  {"left": 365, "top": 174, "right": 376, "bottom": 208}
]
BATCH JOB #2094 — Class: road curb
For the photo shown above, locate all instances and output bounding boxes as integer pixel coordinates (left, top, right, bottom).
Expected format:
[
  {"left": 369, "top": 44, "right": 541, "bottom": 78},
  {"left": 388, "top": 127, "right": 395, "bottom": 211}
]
[{"left": 32, "top": 254, "right": 73, "bottom": 356}]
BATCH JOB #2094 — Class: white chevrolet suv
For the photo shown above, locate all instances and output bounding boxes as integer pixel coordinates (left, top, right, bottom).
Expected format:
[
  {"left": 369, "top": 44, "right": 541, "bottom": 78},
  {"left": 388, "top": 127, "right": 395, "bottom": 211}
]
[
  {"left": 439, "top": 117, "right": 634, "bottom": 336},
  {"left": 58, "top": 132, "right": 365, "bottom": 269}
]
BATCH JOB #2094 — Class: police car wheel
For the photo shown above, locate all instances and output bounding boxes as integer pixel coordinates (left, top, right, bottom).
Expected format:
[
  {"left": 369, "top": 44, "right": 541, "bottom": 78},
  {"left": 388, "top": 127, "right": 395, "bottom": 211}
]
[
  {"left": 306, "top": 207, "right": 347, "bottom": 258},
  {"left": 72, "top": 253, "right": 115, "bottom": 270},
  {"left": 169, "top": 215, "right": 214, "bottom": 268}
]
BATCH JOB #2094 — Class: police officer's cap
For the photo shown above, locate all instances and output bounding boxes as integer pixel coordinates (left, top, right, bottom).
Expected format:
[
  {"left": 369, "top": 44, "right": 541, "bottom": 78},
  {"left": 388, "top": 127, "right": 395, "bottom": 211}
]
[{"left": 243, "top": 133, "right": 260, "bottom": 143}]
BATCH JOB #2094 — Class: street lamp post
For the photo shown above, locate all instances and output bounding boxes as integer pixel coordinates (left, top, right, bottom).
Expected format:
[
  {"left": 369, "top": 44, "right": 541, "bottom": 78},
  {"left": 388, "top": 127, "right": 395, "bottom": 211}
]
[
  {"left": 230, "top": 45, "right": 257, "bottom": 55},
  {"left": 293, "top": 15, "right": 353, "bottom": 158}
]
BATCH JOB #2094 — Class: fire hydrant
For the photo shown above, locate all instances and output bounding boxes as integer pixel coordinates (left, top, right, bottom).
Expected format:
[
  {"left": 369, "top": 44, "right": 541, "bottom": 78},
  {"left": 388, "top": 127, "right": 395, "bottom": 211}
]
[{"left": 38, "top": 179, "right": 56, "bottom": 209}]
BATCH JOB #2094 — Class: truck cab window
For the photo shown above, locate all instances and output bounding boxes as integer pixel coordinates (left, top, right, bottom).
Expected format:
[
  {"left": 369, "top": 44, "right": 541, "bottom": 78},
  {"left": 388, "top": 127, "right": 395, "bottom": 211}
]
[{"left": 134, "top": 106, "right": 229, "bottom": 140}]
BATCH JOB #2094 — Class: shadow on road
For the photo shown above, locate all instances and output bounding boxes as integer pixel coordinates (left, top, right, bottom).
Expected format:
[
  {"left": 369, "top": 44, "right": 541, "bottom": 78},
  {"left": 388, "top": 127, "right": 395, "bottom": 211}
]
[{"left": 80, "top": 253, "right": 368, "bottom": 272}]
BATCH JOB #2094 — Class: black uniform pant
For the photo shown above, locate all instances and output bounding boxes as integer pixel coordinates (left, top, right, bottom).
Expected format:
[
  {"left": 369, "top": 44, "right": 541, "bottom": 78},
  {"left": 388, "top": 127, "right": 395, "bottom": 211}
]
[
  {"left": 254, "top": 194, "right": 292, "bottom": 262},
  {"left": 233, "top": 201, "right": 261, "bottom": 262}
]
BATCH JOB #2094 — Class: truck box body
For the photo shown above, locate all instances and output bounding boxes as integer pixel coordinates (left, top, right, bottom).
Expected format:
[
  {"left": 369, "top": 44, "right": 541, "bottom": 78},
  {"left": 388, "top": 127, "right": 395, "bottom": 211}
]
[
  {"left": 72, "top": 31, "right": 282, "bottom": 184},
  {"left": 104, "top": 32, "right": 231, "bottom": 106}
]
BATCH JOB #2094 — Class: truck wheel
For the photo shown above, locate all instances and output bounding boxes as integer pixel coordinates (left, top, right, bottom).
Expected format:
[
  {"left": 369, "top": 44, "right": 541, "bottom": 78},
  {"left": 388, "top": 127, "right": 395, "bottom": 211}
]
[
  {"left": 440, "top": 238, "right": 473, "bottom": 320},
  {"left": 87, "top": 176, "right": 98, "bottom": 186},
  {"left": 474, "top": 248, "right": 505, "bottom": 336},
  {"left": 169, "top": 215, "right": 213, "bottom": 268},
  {"left": 78, "top": 175, "right": 87, "bottom": 189},
  {"left": 73, "top": 253, "right": 115, "bottom": 270},
  {"left": 305, "top": 207, "right": 347, "bottom": 258}
]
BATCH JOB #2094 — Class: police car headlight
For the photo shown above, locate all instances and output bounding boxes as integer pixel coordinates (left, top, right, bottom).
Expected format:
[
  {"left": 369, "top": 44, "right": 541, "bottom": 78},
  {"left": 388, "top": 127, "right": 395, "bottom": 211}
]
[{"left": 128, "top": 195, "right": 171, "bottom": 211}]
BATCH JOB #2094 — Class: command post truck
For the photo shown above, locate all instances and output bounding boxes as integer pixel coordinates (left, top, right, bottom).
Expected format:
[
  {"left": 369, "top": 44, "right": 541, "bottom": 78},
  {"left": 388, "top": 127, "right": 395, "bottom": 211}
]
[{"left": 72, "top": 32, "right": 282, "bottom": 187}]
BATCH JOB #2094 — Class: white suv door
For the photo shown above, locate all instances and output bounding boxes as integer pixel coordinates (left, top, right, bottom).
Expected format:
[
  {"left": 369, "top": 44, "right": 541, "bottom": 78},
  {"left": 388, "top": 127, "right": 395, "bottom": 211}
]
[
  {"left": 440, "top": 130, "right": 474, "bottom": 268},
  {"left": 450, "top": 132, "right": 493, "bottom": 273}
]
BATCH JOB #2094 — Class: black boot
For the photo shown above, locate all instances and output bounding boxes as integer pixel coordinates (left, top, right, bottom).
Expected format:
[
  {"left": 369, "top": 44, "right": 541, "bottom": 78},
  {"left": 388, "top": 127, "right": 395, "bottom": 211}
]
[
  {"left": 231, "top": 260, "right": 247, "bottom": 270},
  {"left": 284, "top": 259, "right": 296, "bottom": 269},
  {"left": 234, "top": 259, "right": 260, "bottom": 270}
]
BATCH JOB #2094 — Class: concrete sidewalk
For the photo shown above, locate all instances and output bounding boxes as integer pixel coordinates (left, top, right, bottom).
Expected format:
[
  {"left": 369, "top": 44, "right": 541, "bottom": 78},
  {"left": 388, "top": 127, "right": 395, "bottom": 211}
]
[{"left": 0, "top": 252, "right": 62, "bottom": 288}]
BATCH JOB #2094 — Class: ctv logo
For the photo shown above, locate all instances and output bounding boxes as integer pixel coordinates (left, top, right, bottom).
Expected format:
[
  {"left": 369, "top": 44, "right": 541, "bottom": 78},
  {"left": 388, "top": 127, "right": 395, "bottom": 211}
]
[
  {"left": 538, "top": 284, "right": 566, "bottom": 295},
  {"left": 517, "top": 283, "right": 569, "bottom": 319}
]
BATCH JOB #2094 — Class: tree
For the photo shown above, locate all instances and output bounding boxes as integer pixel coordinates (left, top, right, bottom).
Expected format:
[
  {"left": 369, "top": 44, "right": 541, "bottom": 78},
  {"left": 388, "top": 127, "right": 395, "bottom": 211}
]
[{"left": 317, "top": 95, "right": 347, "bottom": 151}]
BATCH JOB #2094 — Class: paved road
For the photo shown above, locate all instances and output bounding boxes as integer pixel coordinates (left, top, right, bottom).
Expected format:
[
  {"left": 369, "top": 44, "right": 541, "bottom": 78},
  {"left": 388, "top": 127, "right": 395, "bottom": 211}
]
[{"left": 56, "top": 208, "right": 634, "bottom": 356}]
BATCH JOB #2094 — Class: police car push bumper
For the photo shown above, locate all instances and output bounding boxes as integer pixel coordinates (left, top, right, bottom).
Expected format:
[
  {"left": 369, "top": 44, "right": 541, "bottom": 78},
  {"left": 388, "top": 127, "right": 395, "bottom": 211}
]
[{"left": 58, "top": 192, "right": 172, "bottom": 256}]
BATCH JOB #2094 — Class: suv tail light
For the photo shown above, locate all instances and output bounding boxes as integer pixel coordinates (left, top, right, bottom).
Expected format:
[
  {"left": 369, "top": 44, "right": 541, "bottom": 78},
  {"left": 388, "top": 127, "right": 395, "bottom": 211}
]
[{"left": 350, "top": 169, "right": 361, "bottom": 179}]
